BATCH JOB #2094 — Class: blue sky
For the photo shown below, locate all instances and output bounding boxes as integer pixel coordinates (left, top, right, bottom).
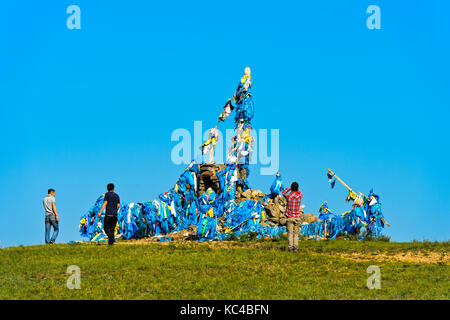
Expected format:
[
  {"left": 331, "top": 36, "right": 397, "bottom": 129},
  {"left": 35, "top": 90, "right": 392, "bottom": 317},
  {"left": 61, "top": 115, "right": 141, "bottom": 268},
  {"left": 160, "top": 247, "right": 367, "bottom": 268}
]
[{"left": 0, "top": 1, "right": 449, "bottom": 247}]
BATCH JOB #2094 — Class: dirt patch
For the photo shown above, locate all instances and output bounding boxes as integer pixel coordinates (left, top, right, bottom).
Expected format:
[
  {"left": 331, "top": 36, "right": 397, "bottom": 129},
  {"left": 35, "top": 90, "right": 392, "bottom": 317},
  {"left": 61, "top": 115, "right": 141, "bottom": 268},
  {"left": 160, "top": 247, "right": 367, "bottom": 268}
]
[{"left": 332, "top": 251, "right": 449, "bottom": 264}]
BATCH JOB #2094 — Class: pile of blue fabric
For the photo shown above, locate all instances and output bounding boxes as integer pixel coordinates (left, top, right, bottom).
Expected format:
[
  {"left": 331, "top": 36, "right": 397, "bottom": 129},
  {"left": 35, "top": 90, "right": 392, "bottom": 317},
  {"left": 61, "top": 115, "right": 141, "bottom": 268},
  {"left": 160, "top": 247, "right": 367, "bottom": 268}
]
[
  {"left": 299, "top": 202, "right": 345, "bottom": 240},
  {"left": 78, "top": 164, "right": 387, "bottom": 242},
  {"left": 79, "top": 195, "right": 151, "bottom": 242},
  {"left": 79, "top": 196, "right": 108, "bottom": 242},
  {"left": 300, "top": 191, "right": 388, "bottom": 240},
  {"left": 78, "top": 161, "right": 285, "bottom": 242}
]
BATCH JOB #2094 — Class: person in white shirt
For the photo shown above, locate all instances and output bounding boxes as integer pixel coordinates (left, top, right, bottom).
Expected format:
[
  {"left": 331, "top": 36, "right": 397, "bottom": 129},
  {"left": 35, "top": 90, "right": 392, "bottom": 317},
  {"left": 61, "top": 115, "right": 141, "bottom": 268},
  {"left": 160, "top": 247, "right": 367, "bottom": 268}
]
[{"left": 43, "top": 188, "right": 59, "bottom": 244}]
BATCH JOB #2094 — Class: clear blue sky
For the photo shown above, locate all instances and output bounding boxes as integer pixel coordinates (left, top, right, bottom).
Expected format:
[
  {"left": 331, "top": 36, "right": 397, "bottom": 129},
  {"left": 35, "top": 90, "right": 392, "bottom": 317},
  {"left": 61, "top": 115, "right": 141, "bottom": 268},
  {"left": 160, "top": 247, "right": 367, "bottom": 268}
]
[{"left": 0, "top": 1, "right": 449, "bottom": 247}]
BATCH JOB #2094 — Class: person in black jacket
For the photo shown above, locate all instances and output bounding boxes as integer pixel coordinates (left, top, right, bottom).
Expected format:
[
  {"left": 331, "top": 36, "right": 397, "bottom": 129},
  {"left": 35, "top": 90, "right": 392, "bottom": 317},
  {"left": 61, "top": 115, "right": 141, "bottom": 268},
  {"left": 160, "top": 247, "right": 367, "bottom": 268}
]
[{"left": 97, "top": 183, "right": 120, "bottom": 245}]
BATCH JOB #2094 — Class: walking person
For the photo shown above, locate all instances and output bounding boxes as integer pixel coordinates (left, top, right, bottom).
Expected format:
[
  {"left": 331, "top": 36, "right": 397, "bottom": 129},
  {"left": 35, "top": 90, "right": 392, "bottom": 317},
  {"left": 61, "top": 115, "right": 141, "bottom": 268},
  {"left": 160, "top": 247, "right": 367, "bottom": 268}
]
[
  {"left": 282, "top": 182, "right": 304, "bottom": 252},
  {"left": 97, "top": 183, "right": 120, "bottom": 245},
  {"left": 43, "top": 188, "right": 59, "bottom": 244}
]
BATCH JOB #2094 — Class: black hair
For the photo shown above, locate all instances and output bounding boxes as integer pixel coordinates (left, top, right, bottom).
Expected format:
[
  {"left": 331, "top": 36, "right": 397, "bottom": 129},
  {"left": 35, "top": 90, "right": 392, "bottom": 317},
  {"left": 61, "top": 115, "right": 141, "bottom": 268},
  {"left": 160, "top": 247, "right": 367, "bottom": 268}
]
[
  {"left": 107, "top": 183, "right": 115, "bottom": 191},
  {"left": 291, "top": 182, "right": 299, "bottom": 192},
  {"left": 48, "top": 188, "right": 55, "bottom": 194}
]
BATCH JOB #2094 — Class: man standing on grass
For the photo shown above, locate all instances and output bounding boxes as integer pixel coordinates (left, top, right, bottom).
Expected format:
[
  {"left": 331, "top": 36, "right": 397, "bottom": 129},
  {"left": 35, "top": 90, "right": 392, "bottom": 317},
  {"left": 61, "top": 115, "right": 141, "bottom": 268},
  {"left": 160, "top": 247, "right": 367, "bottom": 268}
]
[
  {"left": 43, "top": 188, "right": 59, "bottom": 244},
  {"left": 97, "top": 183, "right": 120, "bottom": 245},
  {"left": 282, "top": 182, "right": 304, "bottom": 252}
]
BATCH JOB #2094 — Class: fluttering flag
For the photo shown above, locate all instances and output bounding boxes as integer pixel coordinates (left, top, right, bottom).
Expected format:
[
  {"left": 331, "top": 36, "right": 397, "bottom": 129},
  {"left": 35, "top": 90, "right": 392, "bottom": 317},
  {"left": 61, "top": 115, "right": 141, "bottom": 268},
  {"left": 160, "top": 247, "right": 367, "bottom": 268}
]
[{"left": 327, "top": 172, "right": 336, "bottom": 189}]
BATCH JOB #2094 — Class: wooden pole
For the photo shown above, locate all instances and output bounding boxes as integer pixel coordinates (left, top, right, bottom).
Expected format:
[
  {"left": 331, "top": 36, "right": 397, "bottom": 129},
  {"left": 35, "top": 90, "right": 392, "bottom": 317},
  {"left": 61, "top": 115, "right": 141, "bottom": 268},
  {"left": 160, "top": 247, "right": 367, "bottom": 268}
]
[{"left": 328, "top": 168, "right": 390, "bottom": 227}]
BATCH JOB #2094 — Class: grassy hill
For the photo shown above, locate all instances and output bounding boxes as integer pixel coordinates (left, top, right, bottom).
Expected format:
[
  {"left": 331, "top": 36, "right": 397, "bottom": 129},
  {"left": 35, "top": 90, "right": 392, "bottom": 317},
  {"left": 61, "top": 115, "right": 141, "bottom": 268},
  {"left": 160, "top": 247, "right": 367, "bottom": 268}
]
[{"left": 0, "top": 238, "right": 448, "bottom": 299}]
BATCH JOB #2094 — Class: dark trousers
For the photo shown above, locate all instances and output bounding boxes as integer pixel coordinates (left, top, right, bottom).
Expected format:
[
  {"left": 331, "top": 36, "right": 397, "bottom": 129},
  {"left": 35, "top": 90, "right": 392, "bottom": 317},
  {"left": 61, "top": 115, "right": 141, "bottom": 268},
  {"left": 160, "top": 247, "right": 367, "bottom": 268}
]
[{"left": 104, "top": 215, "right": 118, "bottom": 245}]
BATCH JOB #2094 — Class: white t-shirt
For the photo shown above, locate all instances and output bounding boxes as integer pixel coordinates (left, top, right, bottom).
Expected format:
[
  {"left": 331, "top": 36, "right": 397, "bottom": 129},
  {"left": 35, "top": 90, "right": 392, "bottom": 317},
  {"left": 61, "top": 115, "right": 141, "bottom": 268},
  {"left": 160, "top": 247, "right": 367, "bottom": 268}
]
[{"left": 43, "top": 195, "right": 55, "bottom": 216}]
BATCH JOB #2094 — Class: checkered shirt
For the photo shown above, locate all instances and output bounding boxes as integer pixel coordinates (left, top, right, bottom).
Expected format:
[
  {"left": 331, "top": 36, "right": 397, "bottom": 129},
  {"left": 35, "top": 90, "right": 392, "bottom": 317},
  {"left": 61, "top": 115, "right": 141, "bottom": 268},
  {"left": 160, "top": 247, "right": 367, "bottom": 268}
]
[{"left": 282, "top": 188, "right": 303, "bottom": 218}]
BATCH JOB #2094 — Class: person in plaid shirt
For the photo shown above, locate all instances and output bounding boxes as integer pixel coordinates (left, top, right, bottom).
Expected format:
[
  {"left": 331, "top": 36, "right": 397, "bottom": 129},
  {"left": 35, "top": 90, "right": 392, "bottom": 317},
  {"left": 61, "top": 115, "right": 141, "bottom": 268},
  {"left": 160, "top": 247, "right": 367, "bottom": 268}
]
[{"left": 282, "top": 182, "right": 303, "bottom": 252}]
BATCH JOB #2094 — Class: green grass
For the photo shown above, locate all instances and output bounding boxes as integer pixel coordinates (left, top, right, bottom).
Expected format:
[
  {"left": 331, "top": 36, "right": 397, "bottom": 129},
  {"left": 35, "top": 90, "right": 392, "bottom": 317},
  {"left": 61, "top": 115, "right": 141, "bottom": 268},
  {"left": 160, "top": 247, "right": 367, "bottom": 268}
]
[{"left": 0, "top": 239, "right": 448, "bottom": 299}]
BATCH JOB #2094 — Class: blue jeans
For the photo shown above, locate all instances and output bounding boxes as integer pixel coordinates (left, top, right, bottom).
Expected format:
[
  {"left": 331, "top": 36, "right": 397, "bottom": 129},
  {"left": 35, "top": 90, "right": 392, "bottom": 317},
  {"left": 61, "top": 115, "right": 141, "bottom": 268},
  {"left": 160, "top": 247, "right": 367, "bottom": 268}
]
[{"left": 45, "top": 215, "right": 59, "bottom": 244}]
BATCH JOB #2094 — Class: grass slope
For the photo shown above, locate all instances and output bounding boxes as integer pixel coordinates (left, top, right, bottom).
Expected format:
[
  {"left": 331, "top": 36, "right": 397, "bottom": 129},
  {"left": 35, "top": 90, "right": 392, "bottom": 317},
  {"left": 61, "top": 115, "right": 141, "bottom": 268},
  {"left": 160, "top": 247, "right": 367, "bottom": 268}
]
[{"left": 0, "top": 239, "right": 448, "bottom": 299}]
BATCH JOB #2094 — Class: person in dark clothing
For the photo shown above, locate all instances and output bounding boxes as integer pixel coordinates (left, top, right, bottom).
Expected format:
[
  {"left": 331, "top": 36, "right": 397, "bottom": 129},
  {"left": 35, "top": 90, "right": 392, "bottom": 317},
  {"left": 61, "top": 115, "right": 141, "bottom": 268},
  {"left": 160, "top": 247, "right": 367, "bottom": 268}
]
[{"left": 97, "top": 183, "right": 120, "bottom": 245}]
